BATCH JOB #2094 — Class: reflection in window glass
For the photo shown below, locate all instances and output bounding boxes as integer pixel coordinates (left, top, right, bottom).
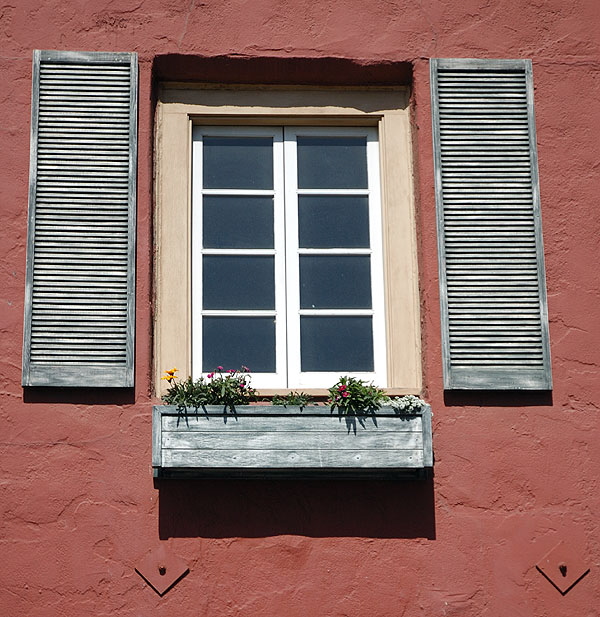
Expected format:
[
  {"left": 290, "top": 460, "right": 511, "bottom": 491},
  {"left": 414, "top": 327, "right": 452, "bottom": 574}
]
[
  {"left": 300, "top": 316, "right": 374, "bottom": 371},
  {"left": 300, "top": 255, "right": 372, "bottom": 309},
  {"left": 297, "top": 136, "right": 367, "bottom": 189},
  {"left": 298, "top": 195, "right": 370, "bottom": 248},
  {"left": 203, "top": 136, "right": 273, "bottom": 189},
  {"left": 202, "top": 316, "right": 276, "bottom": 372},
  {"left": 203, "top": 255, "right": 274, "bottom": 310},
  {"left": 203, "top": 196, "right": 274, "bottom": 249}
]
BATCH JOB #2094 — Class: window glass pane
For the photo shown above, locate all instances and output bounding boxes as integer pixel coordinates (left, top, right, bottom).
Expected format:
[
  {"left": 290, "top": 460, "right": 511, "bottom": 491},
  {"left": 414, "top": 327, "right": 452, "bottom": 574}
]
[
  {"left": 300, "top": 255, "right": 371, "bottom": 309},
  {"left": 203, "top": 255, "right": 274, "bottom": 310},
  {"left": 301, "top": 316, "right": 374, "bottom": 372},
  {"left": 203, "top": 136, "right": 273, "bottom": 189},
  {"left": 203, "top": 317, "right": 276, "bottom": 373},
  {"left": 298, "top": 195, "right": 370, "bottom": 248},
  {"left": 203, "top": 196, "right": 274, "bottom": 249},
  {"left": 297, "top": 136, "right": 367, "bottom": 189}
]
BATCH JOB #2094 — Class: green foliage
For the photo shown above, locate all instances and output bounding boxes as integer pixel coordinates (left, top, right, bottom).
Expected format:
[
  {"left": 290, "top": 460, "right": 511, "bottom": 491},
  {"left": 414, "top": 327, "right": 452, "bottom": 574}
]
[
  {"left": 162, "top": 370, "right": 425, "bottom": 417},
  {"left": 162, "top": 374, "right": 207, "bottom": 409},
  {"left": 161, "top": 366, "right": 256, "bottom": 411},
  {"left": 327, "top": 376, "right": 387, "bottom": 415},
  {"left": 271, "top": 391, "right": 314, "bottom": 409}
]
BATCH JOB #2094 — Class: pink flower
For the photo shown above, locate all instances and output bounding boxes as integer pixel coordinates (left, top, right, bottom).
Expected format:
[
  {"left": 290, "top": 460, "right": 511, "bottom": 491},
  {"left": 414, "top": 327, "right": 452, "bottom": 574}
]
[
  {"left": 239, "top": 383, "right": 246, "bottom": 388},
  {"left": 338, "top": 385, "right": 347, "bottom": 392},
  {"left": 228, "top": 369, "right": 236, "bottom": 374},
  {"left": 207, "top": 373, "right": 214, "bottom": 378},
  {"left": 342, "top": 392, "right": 349, "bottom": 398},
  {"left": 241, "top": 365, "right": 250, "bottom": 372},
  {"left": 217, "top": 366, "right": 223, "bottom": 370}
]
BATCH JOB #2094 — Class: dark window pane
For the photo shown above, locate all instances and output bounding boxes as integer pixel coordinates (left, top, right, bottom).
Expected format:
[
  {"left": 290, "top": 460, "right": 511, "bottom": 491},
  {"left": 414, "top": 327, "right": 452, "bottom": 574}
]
[
  {"left": 203, "top": 317, "right": 275, "bottom": 373},
  {"left": 300, "top": 255, "right": 371, "bottom": 309},
  {"left": 203, "top": 255, "right": 274, "bottom": 310},
  {"left": 203, "top": 196, "right": 274, "bottom": 249},
  {"left": 297, "top": 136, "right": 367, "bottom": 189},
  {"left": 301, "top": 316, "right": 373, "bottom": 372},
  {"left": 298, "top": 195, "right": 370, "bottom": 248},
  {"left": 203, "top": 136, "right": 273, "bottom": 189}
]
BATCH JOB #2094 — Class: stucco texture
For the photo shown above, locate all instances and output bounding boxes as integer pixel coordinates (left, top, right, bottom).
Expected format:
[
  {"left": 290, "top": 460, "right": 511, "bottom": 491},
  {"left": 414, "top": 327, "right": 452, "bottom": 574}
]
[{"left": 1, "top": 1, "right": 600, "bottom": 615}]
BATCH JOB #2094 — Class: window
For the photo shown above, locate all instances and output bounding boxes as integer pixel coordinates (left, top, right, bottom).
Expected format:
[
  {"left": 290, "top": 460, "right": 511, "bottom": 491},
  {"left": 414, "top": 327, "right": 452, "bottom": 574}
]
[
  {"left": 192, "top": 125, "right": 386, "bottom": 388},
  {"left": 154, "top": 86, "right": 421, "bottom": 394}
]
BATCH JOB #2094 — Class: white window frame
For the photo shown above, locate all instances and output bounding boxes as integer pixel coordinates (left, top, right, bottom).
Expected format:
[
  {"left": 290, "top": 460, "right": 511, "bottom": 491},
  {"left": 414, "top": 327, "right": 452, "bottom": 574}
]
[
  {"left": 191, "top": 125, "right": 287, "bottom": 388},
  {"left": 283, "top": 126, "right": 386, "bottom": 388},
  {"left": 191, "top": 125, "right": 386, "bottom": 389}
]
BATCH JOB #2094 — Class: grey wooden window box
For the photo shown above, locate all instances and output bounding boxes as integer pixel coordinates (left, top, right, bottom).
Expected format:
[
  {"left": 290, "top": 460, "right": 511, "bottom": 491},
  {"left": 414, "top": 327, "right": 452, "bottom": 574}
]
[{"left": 153, "top": 405, "right": 433, "bottom": 479}]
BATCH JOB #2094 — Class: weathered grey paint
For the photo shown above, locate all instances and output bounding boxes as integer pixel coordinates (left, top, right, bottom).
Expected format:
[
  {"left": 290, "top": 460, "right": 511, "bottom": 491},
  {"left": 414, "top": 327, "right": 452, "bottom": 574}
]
[
  {"left": 22, "top": 51, "right": 138, "bottom": 387},
  {"left": 431, "top": 58, "right": 551, "bottom": 390},
  {"left": 153, "top": 405, "right": 433, "bottom": 478}
]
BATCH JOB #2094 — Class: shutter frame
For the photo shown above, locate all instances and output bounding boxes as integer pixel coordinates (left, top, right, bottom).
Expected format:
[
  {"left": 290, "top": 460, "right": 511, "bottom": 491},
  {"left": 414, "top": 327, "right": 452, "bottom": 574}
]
[
  {"left": 431, "top": 58, "right": 552, "bottom": 390},
  {"left": 22, "top": 50, "right": 137, "bottom": 387}
]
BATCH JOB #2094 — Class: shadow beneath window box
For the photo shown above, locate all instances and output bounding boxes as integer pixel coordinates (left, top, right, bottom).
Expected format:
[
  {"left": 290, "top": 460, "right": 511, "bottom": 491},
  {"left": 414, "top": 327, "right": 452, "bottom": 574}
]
[{"left": 156, "top": 475, "right": 435, "bottom": 540}]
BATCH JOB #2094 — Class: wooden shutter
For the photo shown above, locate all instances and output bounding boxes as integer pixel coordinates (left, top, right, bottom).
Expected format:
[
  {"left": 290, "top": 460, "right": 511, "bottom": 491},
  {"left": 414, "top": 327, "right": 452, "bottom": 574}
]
[
  {"left": 22, "top": 51, "right": 137, "bottom": 387},
  {"left": 431, "top": 58, "right": 551, "bottom": 390}
]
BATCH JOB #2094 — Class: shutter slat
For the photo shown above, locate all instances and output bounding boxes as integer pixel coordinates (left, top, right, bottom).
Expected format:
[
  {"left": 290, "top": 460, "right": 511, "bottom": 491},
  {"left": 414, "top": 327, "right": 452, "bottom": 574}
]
[
  {"left": 22, "top": 50, "right": 137, "bottom": 388},
  {"left": 431, "top": 58, "right": 551, "bottom": 390}
]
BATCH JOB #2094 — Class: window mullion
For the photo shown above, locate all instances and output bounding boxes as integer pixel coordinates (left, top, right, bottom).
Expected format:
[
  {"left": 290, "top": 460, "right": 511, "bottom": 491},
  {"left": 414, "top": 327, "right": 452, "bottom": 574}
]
[
  {"left": 202, "top": 248, "right": 276, "bottom": 256},
  {"left": 283, "top": 127, "right": 301, "bottom": 389},
  {"left": 272, "top": 128, "right": 288, "bottom": 388},
  {"left": 297, "top": 188, "right": 370, "bottom": 195},
  {"left": 202, "top": 189, "right": 276, "bottom": 196},
  {"left": 298, "top": 248, "right": 371, "bottom": 255}
]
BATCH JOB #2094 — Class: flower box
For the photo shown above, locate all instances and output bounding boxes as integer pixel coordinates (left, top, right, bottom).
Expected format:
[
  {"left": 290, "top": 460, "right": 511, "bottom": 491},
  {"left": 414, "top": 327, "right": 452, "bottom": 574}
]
[{"left": 152, "top": 405, "right": 433, "bottom": 479}]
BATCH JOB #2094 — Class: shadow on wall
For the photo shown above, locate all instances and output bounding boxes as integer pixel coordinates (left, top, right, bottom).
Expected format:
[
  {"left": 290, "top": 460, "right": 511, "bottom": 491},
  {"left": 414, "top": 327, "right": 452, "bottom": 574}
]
[
  {"left": 157, "top": 477, "right": 435, "bottom": 540},
  {"left": 152, "top": 54, "right": 412, "bottom": 87},
  {"left": 23, "top": 387, "right": 135, "bottom": 405},
  {"left": 444, "top": 390, "right": 553, "bottom": 407}
]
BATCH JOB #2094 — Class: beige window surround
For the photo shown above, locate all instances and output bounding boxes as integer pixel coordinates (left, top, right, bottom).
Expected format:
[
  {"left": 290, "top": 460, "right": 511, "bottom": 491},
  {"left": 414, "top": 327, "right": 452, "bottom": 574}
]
[{"left": 154, "top": 84, "right": 422, "bottom": 396}]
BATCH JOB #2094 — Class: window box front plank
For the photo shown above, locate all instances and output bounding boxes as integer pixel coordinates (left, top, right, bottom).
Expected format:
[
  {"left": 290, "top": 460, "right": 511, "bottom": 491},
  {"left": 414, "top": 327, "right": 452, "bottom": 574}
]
[{"left": 153, "top": 405, "right": 433, "bottom": 478}]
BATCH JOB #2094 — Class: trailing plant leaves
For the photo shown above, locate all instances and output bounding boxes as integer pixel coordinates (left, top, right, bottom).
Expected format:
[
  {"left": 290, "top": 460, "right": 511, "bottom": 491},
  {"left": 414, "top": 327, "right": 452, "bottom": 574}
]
[{"left": 162, "top": 367, "right": 256, "bottom": 412}]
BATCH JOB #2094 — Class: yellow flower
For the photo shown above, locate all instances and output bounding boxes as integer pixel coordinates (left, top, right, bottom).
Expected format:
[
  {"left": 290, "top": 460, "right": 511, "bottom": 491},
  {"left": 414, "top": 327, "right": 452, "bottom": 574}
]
[{"left": 162, "top": 367, "right": 178, "bottom": 382}]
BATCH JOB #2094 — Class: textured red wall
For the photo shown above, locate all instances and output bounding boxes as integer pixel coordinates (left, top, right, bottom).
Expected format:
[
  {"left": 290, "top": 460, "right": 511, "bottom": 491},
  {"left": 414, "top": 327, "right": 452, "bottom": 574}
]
[{"left": 1, "top": 1, "right": 600, "bottom": 615}]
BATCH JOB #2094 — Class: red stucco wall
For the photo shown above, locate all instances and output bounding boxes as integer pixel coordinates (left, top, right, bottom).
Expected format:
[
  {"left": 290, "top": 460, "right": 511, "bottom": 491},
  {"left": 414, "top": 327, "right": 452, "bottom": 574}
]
[{"left": 2, "top": 1, "right": 600, "bottom": 615}]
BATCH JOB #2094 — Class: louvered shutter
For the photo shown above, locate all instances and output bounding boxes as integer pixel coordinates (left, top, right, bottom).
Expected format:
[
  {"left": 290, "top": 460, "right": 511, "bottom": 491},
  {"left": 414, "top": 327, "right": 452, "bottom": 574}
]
[
  {"left": 430, "top": 58, "right": 551, "bottom": 390},
  {"left": 22, "top": 51, "right": 137, "bottom": 387}
]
